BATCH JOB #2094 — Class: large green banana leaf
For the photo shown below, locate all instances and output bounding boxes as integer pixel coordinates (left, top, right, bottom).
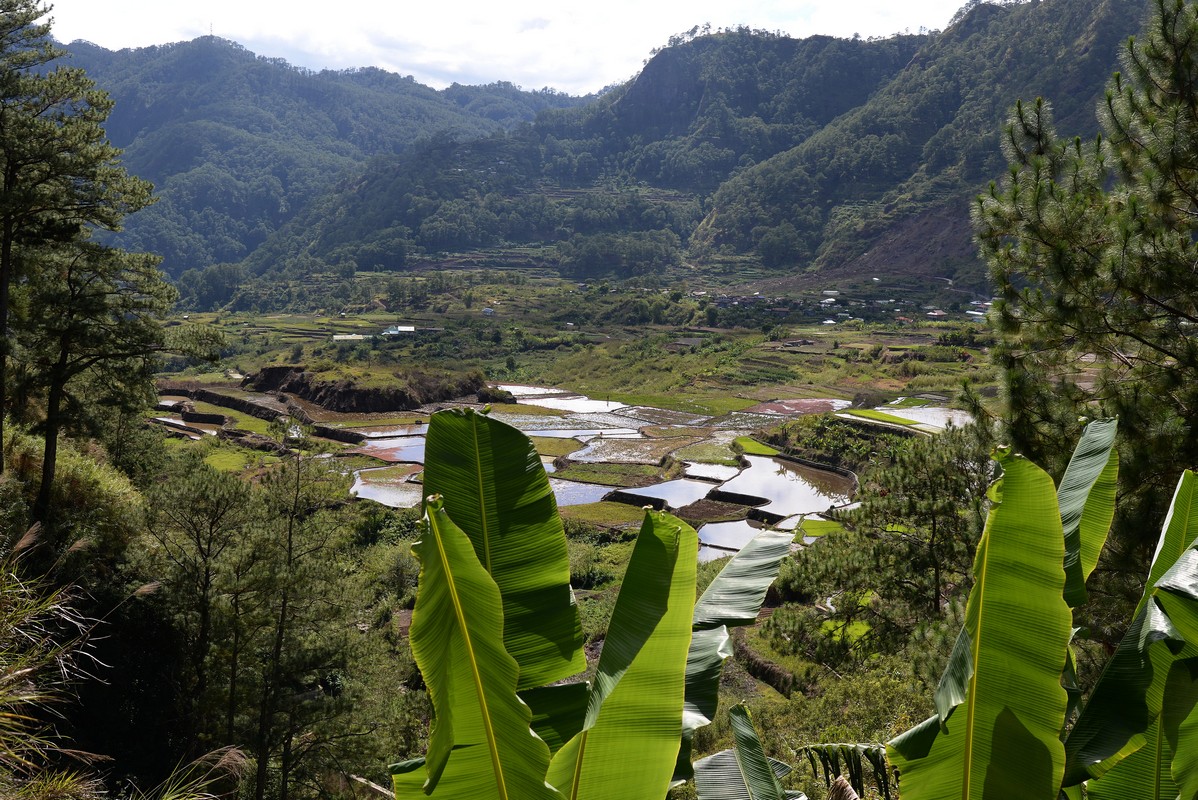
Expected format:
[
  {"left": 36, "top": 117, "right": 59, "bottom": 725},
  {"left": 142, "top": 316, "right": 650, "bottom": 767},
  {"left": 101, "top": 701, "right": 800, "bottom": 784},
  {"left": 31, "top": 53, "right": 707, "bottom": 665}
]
[
  {"left": 519, "top": 683, "right": 589, "bottom": 756},
  {"left": 1063, "top": 471, "right": 1198, "bottom": 788},
  {"left": 1085, "top": 718, "right": 1180, "bottom": 800},
  {"left": 1162, "top": 660, "right": 1198, "bottom": 800},
  {"left": 1139, "top": 496, "right": 1198, "bottom": 800},
  {"left": 693, "top": 704, "right": 805, "bottom": 800},
  {"left": 422, "top": 408, "right": 584, "bottom": 689},
  {"left": 1057, "top": 418, "right": 1118, "bottom": 607},
  {"left": 676, "top": 530, "right": 795, "bottom": 782},
  {"left": 396, "top": 499, "right": 558, "bottom": 799},
  {"left": 1146, "top": 470, "right": 1198, "bottom": 604},
  {"left": 545, "top": 511, "right": 697, "bottom": 800},
  {"left": 887, "top": 450, "right": 1072, "bottom": 800}
]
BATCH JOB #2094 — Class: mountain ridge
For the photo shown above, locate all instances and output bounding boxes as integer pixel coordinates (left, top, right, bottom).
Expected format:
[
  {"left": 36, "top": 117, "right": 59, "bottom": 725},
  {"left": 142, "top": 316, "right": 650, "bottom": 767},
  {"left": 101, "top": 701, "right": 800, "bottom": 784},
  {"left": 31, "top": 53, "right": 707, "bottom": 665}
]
[{"left": 62, "top": 0, "right": 1151, "bottom": 306}]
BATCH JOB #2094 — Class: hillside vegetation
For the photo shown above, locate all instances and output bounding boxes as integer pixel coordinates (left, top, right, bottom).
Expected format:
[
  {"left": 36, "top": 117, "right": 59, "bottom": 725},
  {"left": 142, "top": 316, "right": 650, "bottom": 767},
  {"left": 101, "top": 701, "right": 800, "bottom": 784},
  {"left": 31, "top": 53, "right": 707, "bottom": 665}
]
[
  {"left": 65, "top": 0, "right": 1147, "bottom": 308},
  {"left": 61, "top": 36, "right": 587, "bottom": 274}
]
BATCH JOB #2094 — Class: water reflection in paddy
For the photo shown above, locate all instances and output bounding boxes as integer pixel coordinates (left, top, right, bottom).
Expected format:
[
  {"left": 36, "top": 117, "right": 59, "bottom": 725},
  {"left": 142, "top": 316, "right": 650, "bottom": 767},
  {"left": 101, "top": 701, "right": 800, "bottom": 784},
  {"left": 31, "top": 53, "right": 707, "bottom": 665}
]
[
  {"left": 520, "top": 396, "right": 629, "bottom": 414},
  {"left": 155, "top": 416, "right": 220, "bottom": 435},
  {"left": 697, "top": 519, "right": 764, "bottom": 551},
  {"left": 718, "top": 455, "right": 853, "bottom": 518},
  {"left": 621, "top": 479, "right": 714, "bottom": 508},
  {"left": 874, "top": 405, "right": 972, "bottom": 428},
  {"left": 525, "top": 428, "right": 641, "bottom": 440},
  {"left": 351, "top": 468, "right": 608, "bottom": 509},
  {"left": 618, "top": 406, "right": 711, "bottom": 427},
  {"left": 548, "top": 479, "right": 611, "bottom": 506},
  {"left": 351, "top": 436, "right": 427, "bottom": 463},
  {"left": 350, "top": 424, "right": 427, "bottom": 438},
  {"left": 684, "top": 461, "right": 741, "bottom": 481},
  {"left": 571, "top": 437, "right": 700, "bottom": 464},
  {"left": 494, "top": 384, "right": 571, "bottom": 397},
  {"left": 351, "top": 472, "right": 426, "bottom": 508}
]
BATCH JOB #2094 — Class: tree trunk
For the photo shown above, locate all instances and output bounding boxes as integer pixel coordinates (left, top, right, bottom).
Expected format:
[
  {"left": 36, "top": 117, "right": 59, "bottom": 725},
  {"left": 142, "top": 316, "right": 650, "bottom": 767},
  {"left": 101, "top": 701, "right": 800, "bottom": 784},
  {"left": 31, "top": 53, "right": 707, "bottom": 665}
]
[
  {"left": 226, "top": 592, "right": 242, "bottom": 744},
  {"left": 254, "top": 565, "right": 291, "bottom": 800},
  {"left": 33, "top": 369, "right": 66, "bottom": 523},
  {"left": 252, "top": 660, "right": 275, "bottom": 800},
  {"left": 280, "top": 718, "right": 293, "bottom": 800},
  {"left": 0, "top": 215, "right": 13, "bottom": 475}
]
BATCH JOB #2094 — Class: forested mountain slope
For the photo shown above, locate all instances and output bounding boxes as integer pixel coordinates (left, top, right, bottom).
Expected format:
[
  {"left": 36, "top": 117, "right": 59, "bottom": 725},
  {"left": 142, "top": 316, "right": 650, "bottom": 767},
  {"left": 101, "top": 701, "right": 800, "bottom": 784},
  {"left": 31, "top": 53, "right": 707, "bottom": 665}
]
[
  {"left": 246, "top": 0, "right": 1145, "bottom": 299},
  {"left": 66, "top": 0, "right": 1151, "bottom": 301},
  {"left": 695, "top": 0, "right": 1148, "bottom": 291},
  {"left": 241, "top": 29, "right": 928, "bottom": 284},
  {"left": 59, "top": 36, "right": 586, "bottom": 274}
]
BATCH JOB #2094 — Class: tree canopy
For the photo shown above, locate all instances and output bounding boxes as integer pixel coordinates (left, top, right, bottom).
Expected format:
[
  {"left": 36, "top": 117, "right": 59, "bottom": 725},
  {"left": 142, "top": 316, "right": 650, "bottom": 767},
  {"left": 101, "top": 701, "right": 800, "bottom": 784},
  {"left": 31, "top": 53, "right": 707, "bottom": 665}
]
[
  {"left": 976, "top": 0, "right": 1198, "bottom": 584},
  {"left": 0, "top": 0, "right": 171, "bottom": 532}
]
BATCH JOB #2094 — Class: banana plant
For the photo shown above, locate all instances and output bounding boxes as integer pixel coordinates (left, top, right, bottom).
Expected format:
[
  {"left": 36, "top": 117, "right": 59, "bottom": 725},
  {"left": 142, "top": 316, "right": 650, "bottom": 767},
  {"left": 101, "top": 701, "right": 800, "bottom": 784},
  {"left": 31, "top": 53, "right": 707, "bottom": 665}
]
[
  {"left": 694, "top": 705, "right": 806, "bottom": 800},
  {"left": 677, "top": 530, "right": 795, "bottom": 783},
  {"left": 1074, "top": 470, "right": 1198, "bottom": 799},
  {"left": 392, "top": 408, "right": 789, "bottom": 799},
  {"left": 420, "top": 408, "right": 584, "bottom": 688},
  {"left": 887, "top": 447, "right": 1075, "bottom": 798},
  {"left": 887, "top": 416, "right": 1198, "bottom": 800},
  {"left": 398, "top": 498, "right": 559, "bottom": 799}
]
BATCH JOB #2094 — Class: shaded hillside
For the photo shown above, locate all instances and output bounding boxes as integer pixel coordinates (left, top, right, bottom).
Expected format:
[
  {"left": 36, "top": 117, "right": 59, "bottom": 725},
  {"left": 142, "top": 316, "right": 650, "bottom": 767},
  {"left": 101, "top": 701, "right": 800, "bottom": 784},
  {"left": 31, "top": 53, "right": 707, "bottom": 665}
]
[
  {"left": 60, "top": 36, "right": 587, "bottom": 274},
  {"left": 241, "top": 0, "right": 1147, "bottom": 302},
  {"left": 538, "top": 29, "right": 929, "bottom": 192},
  {"left": 84, "top": 1, "right": 1157, "bottom": 307},
  {"left": 693, "top": 0, "right": 1148, "bottom": 290},
  {"left": 238, "top": 29, "right": 926, "bottom": 286}
]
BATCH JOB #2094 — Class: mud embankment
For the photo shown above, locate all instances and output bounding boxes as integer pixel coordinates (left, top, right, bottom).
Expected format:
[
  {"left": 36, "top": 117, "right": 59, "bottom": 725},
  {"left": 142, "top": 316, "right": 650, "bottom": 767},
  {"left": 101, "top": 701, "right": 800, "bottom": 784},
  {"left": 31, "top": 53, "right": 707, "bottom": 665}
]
[
  {"left": 157, "top": 383, "right": 368, "bottom": 445},
  {"left": 242, "top": 366, "right": 486, "bottom": 414},
  {"left": 732, "top": 628, "right": 798, "bottom": 697}
]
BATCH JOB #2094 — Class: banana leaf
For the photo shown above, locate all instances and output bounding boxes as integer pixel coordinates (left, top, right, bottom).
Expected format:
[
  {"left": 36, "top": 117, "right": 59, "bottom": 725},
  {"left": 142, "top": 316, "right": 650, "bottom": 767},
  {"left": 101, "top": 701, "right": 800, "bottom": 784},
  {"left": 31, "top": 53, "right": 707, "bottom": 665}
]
[
  {"left": 1142, "top": 527, "right": 1198, "bottom": 799},
  {"left": 422, "top": 408, "right": 584, "bottom": 689},
  {"left": 519, "top": 683, "right": 589, "bottom": 756},
  {"left": 676, "top": 530, "right": 794, "bottom": 782},
  {"left": 1146, "top": 470, "right": 1198, "bottom": 604},
  {"left": 1162, "top": 658, "right": 1198, "bottom": 800},
  {"left": 1057, "top": 418, "right": 1118, "bottom": 607},
  {"left": 888, "top": 450, "right": 1072, "bottom": 800},
  {"left": 693, "top": 705, "right": 805, "bottom": 800},
  {"left": 1085, "top": 718, "right": 1181, "bottom": 800},
  {"left": 397, "top": 499, "right": 558, "bottom": 799},
  {"left": 1064, "top": 470, "right": 1198, "bottom": 788},
  {"left": 546, "top": 510, "right": 697, "bottom": 800}
]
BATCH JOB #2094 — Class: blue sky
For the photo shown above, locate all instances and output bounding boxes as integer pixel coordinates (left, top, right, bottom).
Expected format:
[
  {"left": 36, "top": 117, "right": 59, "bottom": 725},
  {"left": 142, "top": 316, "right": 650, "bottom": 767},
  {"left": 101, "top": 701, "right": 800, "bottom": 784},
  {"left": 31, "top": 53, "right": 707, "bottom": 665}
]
[{"left": 47, "top": 0, "right": 968, "bottom": 95}]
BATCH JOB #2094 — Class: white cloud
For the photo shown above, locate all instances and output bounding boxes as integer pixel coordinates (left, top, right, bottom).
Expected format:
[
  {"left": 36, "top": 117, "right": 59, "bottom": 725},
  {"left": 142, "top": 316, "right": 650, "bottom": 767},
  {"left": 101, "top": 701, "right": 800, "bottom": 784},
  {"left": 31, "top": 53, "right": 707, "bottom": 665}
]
[{"left": 48, "top": 0, "right": 965, "bottom": 94}]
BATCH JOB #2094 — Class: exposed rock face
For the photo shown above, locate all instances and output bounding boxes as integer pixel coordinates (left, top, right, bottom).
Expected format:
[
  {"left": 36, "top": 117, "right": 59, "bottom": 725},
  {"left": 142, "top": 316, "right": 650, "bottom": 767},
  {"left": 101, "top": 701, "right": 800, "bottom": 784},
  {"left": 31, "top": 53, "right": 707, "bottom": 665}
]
[
  {"left": 240, "top": 366, "right": 486, "bottom": 414},
  {"left": 157, "top": 384, "right": 288, "bottom": 421}
]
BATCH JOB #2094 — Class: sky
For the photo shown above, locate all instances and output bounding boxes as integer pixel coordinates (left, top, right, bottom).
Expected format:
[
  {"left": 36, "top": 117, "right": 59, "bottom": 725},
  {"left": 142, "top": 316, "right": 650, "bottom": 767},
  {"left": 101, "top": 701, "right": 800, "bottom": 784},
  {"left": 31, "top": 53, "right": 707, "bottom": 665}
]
[{"left": 46, "top": 0, "right": 969, "bottom": 96}]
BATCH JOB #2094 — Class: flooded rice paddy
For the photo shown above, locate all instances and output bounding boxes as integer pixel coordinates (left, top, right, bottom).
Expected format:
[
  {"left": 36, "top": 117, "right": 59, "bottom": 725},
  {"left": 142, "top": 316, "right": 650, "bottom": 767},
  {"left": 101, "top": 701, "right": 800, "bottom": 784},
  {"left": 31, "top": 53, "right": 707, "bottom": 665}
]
[
  {"left": 717, "top": 455, "right": 854, "bottom": 519},
  {"left": 873, "top": 404, "right": 973, "bottom": 428},
  {"left": 620, "top": 478, "right": 719, "bottom": 508},
  {"left": 169, "top": 382, "right": 964, "bottom": 560}
]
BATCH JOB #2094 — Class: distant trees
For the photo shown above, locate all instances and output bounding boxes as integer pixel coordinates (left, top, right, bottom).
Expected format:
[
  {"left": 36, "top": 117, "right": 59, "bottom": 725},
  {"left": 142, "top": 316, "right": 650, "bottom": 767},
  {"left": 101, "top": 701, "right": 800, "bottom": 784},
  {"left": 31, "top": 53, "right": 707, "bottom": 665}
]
[
  {"left": 770, "top": 423, "right": 994, "bottom": 667},
  {"left": 556, "top": 230, "right": 681, "bottom": 278}
]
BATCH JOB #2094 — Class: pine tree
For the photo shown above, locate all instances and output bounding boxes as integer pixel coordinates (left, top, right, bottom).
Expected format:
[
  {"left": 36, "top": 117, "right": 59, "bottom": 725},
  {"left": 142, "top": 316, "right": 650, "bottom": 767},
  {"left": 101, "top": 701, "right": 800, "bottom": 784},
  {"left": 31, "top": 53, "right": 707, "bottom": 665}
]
[
  {"left": 975, "top": 0, "right": 1198, "bottom": 595},
  {"left": 0, "top": 0, "right": 153, "bottom": 471},
  {"left": 19, "top": 241, "right": 174, "bottom": 524}
]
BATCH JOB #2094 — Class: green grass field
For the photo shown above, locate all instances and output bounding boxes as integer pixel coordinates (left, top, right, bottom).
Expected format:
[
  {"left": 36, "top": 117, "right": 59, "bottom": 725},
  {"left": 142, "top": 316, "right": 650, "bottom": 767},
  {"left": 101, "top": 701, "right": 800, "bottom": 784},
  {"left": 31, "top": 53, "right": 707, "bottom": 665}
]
[
  {"left": 734, "top": 436, "right": 780, "bottom": 456},
  {"left": 841, "top": 408, "right": 920, "bottom": 426}
]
